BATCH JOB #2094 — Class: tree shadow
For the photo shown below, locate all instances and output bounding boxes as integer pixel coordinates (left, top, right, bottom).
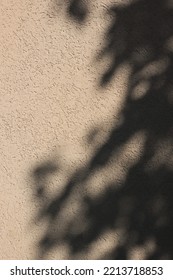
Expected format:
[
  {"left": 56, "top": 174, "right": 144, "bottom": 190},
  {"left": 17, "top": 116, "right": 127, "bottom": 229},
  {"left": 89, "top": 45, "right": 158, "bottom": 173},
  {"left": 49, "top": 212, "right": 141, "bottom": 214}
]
[
  {"left": 68, "top": 0, "right": 89, "bottom": 22},
  {"left": 56, "top": 0, "right": 89, "bottom": 23},
  {"left": 31, "top": 0, "right": 173, "bottom": 259}
]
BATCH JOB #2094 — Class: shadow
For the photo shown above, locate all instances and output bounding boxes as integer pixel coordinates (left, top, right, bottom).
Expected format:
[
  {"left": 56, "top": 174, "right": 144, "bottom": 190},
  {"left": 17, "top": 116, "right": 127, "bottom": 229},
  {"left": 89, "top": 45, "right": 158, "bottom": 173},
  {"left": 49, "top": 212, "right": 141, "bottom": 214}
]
[
  {"left": 68, "top": 0, "right": 89, "bottom": 22},
  {"left": 31, "top": 0, "right": 173, "bottom": 259},
  {"left": 56, "top": 0, "right": 89, "bottom": 23}
]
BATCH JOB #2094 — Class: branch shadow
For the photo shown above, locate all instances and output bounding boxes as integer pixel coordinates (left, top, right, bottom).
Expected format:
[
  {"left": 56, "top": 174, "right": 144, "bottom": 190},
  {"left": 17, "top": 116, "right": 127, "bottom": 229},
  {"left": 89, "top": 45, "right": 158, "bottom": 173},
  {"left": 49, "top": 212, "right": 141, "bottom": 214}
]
[{"left": 30, "top": 0, "right": 173, "bottom": 259}]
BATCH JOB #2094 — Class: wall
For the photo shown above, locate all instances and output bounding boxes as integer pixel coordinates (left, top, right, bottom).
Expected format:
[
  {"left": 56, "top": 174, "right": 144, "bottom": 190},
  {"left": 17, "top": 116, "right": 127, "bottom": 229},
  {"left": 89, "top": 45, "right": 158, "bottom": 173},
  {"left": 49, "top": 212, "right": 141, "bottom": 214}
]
[{"left": 1, "top": 0, "right": 173, "bottom": 259}]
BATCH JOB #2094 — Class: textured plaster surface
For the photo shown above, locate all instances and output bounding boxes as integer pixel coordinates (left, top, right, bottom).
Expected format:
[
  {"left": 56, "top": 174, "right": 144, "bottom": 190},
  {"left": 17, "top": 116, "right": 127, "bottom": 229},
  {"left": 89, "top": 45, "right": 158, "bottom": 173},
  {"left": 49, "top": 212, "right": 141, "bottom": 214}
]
[{"left": 0, "top": 0, "right": 168, "bottom": 259}]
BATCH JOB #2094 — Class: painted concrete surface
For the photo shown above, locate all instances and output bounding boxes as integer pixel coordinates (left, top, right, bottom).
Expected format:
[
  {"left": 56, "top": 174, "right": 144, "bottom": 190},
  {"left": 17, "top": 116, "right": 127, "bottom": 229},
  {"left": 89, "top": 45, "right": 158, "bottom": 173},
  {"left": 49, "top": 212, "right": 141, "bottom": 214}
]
[
  {"left": 0, "top": 0, "right": 127, "bottom": 259},
  {"left": 1, "top": 0, "right": 173, "bottom": 259}
]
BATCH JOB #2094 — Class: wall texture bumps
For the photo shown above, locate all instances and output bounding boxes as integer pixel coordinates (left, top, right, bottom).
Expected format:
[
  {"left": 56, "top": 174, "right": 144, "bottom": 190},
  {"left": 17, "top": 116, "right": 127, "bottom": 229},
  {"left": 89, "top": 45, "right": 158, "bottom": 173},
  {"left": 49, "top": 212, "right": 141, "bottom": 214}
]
[{"left": 1, "top": 0, "right": 173, "bottom": 259}]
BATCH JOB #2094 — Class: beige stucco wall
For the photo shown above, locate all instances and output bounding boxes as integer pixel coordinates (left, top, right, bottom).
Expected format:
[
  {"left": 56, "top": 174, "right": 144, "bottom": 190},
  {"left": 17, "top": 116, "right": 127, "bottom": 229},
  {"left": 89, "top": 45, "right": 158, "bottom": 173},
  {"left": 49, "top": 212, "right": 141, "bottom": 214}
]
[
  {"left": 0, "top": 0, "right": 127, "bottom": 259},
  {"left": 1, "top": 0, "right": 173, "bottom": 260}
]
